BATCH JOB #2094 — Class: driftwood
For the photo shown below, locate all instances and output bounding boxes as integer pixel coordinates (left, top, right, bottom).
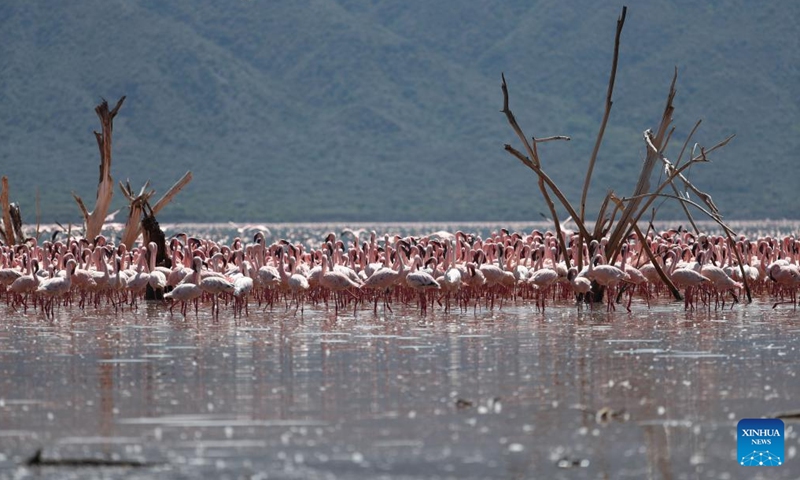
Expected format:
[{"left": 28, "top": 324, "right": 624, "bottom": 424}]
[
  {"left": 73, "top": 97, "right": 126, "bottom": 241},
  {"left": 26, "top": 448, "right": 160, "bottom": 468}
]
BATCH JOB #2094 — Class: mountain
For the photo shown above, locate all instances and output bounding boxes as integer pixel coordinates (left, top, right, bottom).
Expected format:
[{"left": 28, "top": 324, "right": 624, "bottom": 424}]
[{"left": 0, "top": 1, "right": 797, "bottom": 225}]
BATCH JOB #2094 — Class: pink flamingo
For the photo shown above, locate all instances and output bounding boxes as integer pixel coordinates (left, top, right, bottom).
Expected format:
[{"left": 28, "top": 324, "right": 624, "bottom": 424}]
[
  {"left": 438, "top": 239, "right": 464, "bottom": 313},
  {"left": 585, "top": 253, "right": 631, "bottom": 311},
  {"left": 37, "top": 259, "right": 77, "bottom": 319},
  {"left": 567, "top": 267, "right": 592, "bottom": 307},
  {"left": 9, "top": 257, "right": 40, "bottom": 313},
  {"left": 528, "top": 247, "right": 559, "bottom": 312},
  {"left": 278, "top": 249, "right": 309, "bottom": 314},
  {"left": 700, "top": 249, "right": 742, "bottom": 309},
  {"left": 232, "top": 255, "right": 254, "bottom": 317},
  {"left": 363, "top": 243, "right": 404, "bottom": 314},
  {"left": 320, "top": 252, "right": 361, "bottom": 315},
  {"left": 164, "top": 257, "right": 203, "bottom": 317},
  {"left": 199, "top": 269, "right": 235, "bottom": 319},
  {"left": 405, "top": 254, "right": 440, "bottom": 314},
  {"left": 667, "top": 250, "right": 710, "bottom": 310},
  {"left": 768, "top": 262, "right": 800, "bottom": 309}
]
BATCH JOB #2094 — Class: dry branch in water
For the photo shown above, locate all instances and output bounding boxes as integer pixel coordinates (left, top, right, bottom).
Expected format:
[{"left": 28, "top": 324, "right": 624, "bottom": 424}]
[
  {"left": 499, "top": 5, "right": 745, "bottom": 304},
  {"left": 118, "top": 171, "right": 192, "bottom": 249},
  {"left": 67, "top": 96, "right": 191, "bottom": 248},
  {"left": 73, "top": 96, "right": 126, "bottom": 241}
]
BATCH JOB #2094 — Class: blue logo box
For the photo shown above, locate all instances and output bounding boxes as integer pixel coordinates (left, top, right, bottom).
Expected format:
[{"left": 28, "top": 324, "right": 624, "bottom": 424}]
[{"left": 737, "top": 418, "right": 784, "bottom": 467}]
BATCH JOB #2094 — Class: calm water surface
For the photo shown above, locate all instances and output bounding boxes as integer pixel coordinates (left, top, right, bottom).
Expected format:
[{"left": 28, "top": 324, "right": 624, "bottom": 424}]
[{"left": 1, "top": 298, "right": 798, "bottom": 479}]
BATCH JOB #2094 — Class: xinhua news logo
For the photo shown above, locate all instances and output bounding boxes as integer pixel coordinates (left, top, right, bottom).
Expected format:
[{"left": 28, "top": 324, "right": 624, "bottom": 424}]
[{"left": 737, "top": 418, "right": 784, "bottom": 467}]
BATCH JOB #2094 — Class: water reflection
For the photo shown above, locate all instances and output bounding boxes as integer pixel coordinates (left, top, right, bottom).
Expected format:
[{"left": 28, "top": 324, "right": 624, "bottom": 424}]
[{"left": 0, "top": 300, "right": 798, "bottom": 479}]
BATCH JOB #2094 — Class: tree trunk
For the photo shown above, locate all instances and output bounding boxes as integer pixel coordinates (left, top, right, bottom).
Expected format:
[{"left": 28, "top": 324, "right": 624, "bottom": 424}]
[
  {"left": 74, "top": 96, "right": 126, "bottom": 240},
  {"left": 0, "top": 176, "right": 14, "bottom": 245}
]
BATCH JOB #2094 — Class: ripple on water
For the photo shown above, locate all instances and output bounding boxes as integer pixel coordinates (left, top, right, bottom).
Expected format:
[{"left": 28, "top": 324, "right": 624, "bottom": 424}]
[{"left": 0, "top": 290, "right": 798, "bottom": 479}]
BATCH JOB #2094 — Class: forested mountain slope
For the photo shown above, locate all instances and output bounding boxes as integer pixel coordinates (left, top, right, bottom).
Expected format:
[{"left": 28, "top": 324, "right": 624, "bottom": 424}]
[{"left": 1, "top": 1, "right": 796, "bottom": 223}]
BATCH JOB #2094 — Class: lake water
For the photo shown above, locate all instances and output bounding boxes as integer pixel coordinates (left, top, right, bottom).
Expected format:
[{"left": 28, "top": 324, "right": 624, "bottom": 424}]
[
  {"left": 1, "top": 298, "right": 798, "bottom": 479},
  {"left": 40, "top": 219, "right": 800, "bottom": 250},
  {"left": 1, "top": 221, "right": 799, "bottom": 479}
]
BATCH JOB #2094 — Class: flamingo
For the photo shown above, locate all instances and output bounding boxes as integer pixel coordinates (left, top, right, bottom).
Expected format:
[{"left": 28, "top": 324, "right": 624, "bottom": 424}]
[
  {"left": 107, "top": 256, "right": 127, "bottom": 310},
  {"left": 362, "top": 244, "right": 403, "bottom": 314},
  {"left": 231, "top": 260, "right": 254, "bottom": 317},
  {"left": 0, "top": 252, "right": 22, "bottom": 295},
  {"left": 528, "top": 247, "right": 559, "bottom": 312},
  {"left": 405, "top": 254, "right": 440, "bottom": 314},
  {"left": 256, "top": 253, "right": 282, "bottom": 308},
  {"left": 164, "top": 257, "right": 204, "bottom": 317},
  {"left": 439, "top": 240, "right": 463, "bottom": 313},
  {"left": 567, "top": 267, "right": 592, "bottom": 307},
  {"left": 700, "top": 250, "right": 742, "bottom": 309},
  {"left": 616, "top": 244, "right": 649, "bottom": 311},
  {"left": 667, "top": 250, "right": 711, "bottom": 310},
  {"left": 147, "top": 242, "right": 168, "bottom": 297},
  {"left": 768, "top": 262, "right": 800, "bottom": 309},
  {"left": 319, "top": 252, "right": 361, "bottom": 314},
  {"left": 37, "top": 259, "right": 77, "bottom": 319},
  {"left": 462, "top": 262, "right": 486, "bottom": 311},
  {"left": 9, "top": 258, "right": 39, "bottom": 313},
  {"left": 478, "top": 244, "right": 514, "bottom": 308},
  {"left": 584, "top": 254, "right": 631, "bottom": 311},
  {"left": 278, "top": 249, "right": 309, "bottom": 314},
  {"left": 125, "top": 249, "right": 151, "bottom": 308},
  {"left": 199, "top": 270, "right": 235, "bottom": 319}
]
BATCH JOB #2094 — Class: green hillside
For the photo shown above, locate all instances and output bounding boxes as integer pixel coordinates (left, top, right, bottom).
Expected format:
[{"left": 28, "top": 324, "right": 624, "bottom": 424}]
[{"left": 0, "top": 1, "right": 797, "bottom": 224}]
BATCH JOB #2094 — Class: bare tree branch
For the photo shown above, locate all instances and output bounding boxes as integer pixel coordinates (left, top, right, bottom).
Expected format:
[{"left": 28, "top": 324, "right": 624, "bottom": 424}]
[
  {"left": 580, "top": 5, "right": 626, "bottom": 224},
  {"left": 501, "top": 74, "right": 540, "bottom": 167}
]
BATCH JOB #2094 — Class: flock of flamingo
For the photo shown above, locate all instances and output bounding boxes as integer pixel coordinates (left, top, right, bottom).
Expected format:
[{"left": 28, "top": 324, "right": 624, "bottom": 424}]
[{"left": 1, "top": 227, "right": 799, "bottom": 320}]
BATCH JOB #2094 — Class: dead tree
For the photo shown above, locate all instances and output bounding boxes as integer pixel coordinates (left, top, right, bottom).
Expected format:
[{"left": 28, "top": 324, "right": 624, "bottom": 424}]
[
  {"left": 118, "top": 171, "right": 193, "bottom": 250},
  {"left": 1, "top": 177, "right": 16, "bottom": 245},
  {"left": 500, "top": 6, "right": 752, "bottom": 303},
  {"left": 119, "top": 180, "right": 155, "bottom": 249},
  {"left": 73, "top": 96, "right": 126, "bottom": 241}
]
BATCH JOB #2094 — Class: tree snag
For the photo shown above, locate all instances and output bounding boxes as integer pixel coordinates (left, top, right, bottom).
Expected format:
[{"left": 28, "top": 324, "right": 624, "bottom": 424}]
[
  {"left": 0, "top": 176, "right": 15, "bottom": 245},
  {"left": 118, "top": 171, "right": 192, "bottom": 250},
  {"left": 73, "top": 96, "right": 126, "bottom": 240}
]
